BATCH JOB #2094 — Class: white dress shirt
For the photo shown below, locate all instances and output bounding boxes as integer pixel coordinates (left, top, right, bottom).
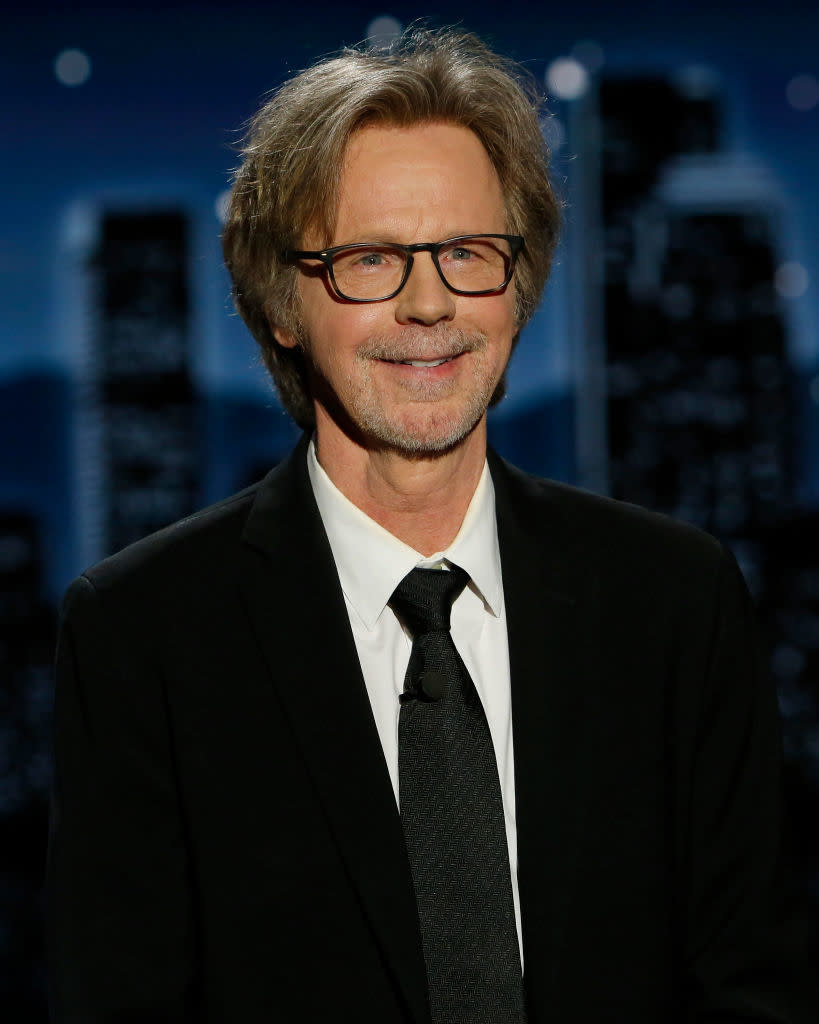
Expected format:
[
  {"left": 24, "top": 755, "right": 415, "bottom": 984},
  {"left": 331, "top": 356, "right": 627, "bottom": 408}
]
[{"left": 307, "top": 440, "right": 523, "bottom": 967}]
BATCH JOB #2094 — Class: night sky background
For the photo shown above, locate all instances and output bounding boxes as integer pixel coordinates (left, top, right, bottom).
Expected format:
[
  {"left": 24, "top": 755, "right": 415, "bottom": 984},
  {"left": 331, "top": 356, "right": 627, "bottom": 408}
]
[
  {"left": 3, "top": 0, "right": 819, "bottom": 591},
  {"left": 2, "top": 0, "right": 818, "bottom": 1016}
]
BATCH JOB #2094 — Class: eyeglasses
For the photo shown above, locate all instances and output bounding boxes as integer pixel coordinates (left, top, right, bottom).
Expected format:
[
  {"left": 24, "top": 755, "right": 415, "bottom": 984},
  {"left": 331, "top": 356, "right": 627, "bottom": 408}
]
[{"left": 284, "top": 234, "right": 524, "bottom": 303}]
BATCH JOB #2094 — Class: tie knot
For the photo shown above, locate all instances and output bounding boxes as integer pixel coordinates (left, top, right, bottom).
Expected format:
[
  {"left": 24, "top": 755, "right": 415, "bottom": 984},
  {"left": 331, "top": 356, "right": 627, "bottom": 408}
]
[{"left": 390, "top": 564, "right": 470, "bottom": 637}]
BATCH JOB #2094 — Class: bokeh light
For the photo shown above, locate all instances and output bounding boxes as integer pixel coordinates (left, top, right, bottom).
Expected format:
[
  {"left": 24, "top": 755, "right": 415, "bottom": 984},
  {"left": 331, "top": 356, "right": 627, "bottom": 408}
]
[
  {"left": 54, "top": 48, "right": 91, "bottom": 87},
  {"left": 366, "top": 15, "right": 403, "bottom": 49},
  {"left": 546, "top": 57, "right": 590, "bottom": 101},
  {"left": 541, "top": 115, "right": 566, "bottom": 154},
  {"left": 774, "top": 261, "right": 810, "bottom": 299},
  {"left": 214, "top": 189, "right": 231, "bottom": 224},
  {"left": 786, "top": 73, "right": 819, "bottom": 112}
]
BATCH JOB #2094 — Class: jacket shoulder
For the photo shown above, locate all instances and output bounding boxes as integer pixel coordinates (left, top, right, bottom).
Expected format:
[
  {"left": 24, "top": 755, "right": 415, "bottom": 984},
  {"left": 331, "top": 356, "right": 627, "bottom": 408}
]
[
  {"left": 76, "top": 482, "right": 262, "bottom": 599},
  {"left": 490, "top": 453, "right": 726, "bottom": 578}
]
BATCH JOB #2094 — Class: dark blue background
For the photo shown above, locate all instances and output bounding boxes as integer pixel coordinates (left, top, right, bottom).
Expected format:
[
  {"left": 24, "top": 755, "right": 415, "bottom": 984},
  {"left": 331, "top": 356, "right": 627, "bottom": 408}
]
[
  {"left": 3, "top": 0, "right": 818, "bottom": 595},
  {"left": 2, "top": 1, "right": 818, "bottom": 1017}
]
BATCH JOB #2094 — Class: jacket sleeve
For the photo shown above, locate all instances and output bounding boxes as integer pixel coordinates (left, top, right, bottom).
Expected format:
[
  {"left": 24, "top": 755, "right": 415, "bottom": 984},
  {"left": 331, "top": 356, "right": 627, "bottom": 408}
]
[
  {"left": 47, "top": 574, "right": 198, "bottom": 1022},
  {"left": 682, "top": 546, "right": 816, "bottom": 1022}
]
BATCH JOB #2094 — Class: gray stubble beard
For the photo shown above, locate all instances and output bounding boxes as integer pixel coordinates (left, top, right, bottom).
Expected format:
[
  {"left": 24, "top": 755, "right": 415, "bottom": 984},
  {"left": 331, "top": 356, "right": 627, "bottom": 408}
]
[{"left": 347, "top": 325, "right": 499, "bottom": 457}]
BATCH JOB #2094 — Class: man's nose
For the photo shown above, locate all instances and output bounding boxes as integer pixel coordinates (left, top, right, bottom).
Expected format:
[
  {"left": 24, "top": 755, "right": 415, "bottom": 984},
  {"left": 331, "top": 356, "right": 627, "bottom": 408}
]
[{"left": 394, "top": 253, "right": 456, "bottom": 325}]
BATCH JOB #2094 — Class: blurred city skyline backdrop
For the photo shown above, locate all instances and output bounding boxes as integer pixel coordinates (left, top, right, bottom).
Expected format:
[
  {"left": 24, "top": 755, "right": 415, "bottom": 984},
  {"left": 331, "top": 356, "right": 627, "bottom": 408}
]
[
  {"left": 3, "top": 0, "right": 819, "bottom": 598},
  {"left": 2, "top": 2, "right": 819, "bottom": 1014}
]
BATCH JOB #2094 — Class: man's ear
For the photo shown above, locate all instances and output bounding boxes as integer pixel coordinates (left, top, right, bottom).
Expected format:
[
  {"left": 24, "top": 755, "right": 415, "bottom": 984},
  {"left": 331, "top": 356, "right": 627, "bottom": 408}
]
[
  {"left": 271, "top": 323, "right": 300, "bottom": 350},
  {"left": 266, "top": 309, "right": 300, "bottom": 350}
]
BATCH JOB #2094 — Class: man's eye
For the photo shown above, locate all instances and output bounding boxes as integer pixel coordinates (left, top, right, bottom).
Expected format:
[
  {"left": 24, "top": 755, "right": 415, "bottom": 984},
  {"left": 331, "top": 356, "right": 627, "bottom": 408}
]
[
  {"left": 339, "top": 248, "right": 397, "bottom": 271},
  {"left": 449, "top": 247, "right": 473, "bottom": 261},
  {"left": 357, "top": 252, "right": 386, "bottom": 267}
]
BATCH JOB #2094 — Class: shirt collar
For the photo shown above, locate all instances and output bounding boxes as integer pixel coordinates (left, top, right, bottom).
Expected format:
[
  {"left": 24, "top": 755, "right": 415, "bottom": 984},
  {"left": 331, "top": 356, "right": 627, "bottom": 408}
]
[{"left": 307, "top": 439, "right": 502, "bottom": 631}]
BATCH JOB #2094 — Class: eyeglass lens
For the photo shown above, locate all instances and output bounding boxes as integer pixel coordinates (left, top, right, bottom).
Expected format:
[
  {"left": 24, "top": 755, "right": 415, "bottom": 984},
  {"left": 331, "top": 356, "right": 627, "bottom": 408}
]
[{"left": 331, "top": 236, "right": 514, "bottom": 300}]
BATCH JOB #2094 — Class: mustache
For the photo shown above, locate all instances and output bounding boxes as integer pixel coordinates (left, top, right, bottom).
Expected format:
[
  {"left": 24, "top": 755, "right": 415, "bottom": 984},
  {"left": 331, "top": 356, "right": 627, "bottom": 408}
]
[{"left": 357, "top": 325, "right": 488, "bottom": 363}]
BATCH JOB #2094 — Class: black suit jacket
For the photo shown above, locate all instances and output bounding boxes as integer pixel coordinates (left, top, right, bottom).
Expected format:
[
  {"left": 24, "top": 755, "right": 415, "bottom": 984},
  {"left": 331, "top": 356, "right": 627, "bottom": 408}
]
[{"left": 48, "top": 435, "right": 814, "bottom": 1022}]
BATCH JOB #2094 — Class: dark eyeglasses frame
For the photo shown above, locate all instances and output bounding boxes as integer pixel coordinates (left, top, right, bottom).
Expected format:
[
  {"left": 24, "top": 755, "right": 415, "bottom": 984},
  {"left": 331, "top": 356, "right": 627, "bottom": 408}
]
[{"left": 284, "top": 233, "right": 524, "bottom": 303}]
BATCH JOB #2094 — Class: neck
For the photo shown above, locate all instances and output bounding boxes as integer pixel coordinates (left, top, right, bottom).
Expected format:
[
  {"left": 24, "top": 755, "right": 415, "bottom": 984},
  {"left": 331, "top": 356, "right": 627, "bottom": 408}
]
[{"left": 313, "top": 419, "right": 487, "bottom": 556}]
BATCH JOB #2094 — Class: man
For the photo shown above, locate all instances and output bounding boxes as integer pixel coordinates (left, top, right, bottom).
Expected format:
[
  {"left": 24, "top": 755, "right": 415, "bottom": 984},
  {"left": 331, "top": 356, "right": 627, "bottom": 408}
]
[{"left": 48, "top": 27, "right": 813, "bottom": 1023}]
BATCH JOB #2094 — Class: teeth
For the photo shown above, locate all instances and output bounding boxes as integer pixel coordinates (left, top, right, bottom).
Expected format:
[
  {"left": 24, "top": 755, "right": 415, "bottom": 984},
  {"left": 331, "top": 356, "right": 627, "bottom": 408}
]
[{"left": 400, "top": 358, "right": 451, "bottom": 367}]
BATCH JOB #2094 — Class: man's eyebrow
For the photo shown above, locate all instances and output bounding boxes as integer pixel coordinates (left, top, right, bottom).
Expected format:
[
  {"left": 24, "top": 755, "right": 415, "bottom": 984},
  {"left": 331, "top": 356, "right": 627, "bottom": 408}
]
[
  {"left": 331, "top": 231, "right": 484, "bottom": 247},
  {"left": 333, "top": 237, "right": 402, "bottom": 246}
]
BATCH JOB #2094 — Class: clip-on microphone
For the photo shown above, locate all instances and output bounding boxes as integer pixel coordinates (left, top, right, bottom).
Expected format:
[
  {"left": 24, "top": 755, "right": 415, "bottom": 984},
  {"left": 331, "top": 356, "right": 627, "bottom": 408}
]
[{"left": 399, "top": 669, "right": 448, "bottom": 704}]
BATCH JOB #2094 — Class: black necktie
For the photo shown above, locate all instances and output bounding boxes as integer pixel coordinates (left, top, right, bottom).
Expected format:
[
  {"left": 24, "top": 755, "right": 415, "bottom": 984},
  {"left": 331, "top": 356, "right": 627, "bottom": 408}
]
[{"left": 390, "top": 565, "right": 527, "bottom": 1023}]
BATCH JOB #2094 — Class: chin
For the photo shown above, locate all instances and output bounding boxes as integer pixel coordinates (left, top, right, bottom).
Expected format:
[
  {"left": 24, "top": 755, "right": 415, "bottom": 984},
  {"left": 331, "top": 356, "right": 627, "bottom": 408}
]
[{"left": 358, "top": 403, "right": 485, "bottom": 458}]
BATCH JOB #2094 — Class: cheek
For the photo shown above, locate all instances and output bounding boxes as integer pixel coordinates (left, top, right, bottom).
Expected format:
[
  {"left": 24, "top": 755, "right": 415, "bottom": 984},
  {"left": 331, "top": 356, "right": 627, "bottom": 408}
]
[
  {"left": 342, "top": 305, "right": 386, "bottom": 337},
  {"left": 300, "top": 283, "right": 386, "bottom": 351},
  {"left": 469, "top": 295, "right": 516, "bottom": 349}
]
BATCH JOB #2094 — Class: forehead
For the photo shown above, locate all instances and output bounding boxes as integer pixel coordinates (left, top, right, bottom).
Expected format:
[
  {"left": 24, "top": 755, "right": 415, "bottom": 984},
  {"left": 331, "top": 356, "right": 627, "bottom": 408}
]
[{"left": 329, "top": 121, "right": 507, "bottom": 244}]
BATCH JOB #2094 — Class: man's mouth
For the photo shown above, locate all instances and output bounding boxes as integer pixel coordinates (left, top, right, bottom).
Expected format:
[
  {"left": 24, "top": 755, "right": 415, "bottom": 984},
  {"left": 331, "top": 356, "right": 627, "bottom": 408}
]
[
  {"left": 360, "top": 326, "right": 487, "bottom": 369},
  {"left": 386, "top": 356, "right": 457, "bottom": 368}
]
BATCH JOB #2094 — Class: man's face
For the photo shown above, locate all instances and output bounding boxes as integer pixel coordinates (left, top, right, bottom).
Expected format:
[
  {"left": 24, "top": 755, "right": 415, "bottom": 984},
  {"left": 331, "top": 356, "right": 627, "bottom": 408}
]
[{"left": 276, "top": 122, "right": 518, "bottom": 455}]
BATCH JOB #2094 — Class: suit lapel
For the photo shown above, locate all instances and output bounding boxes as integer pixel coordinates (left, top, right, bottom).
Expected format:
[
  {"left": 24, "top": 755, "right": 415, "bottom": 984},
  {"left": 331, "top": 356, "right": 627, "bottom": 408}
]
[
  {"left": 490, "top": 451, "right": 606, "bottom": 1013},
  {"left": 238, "top": 437, "right": 430, "bottom": 1024},
  {"left": 236, "top": 438, "right": 608, "bottom": 1019}
]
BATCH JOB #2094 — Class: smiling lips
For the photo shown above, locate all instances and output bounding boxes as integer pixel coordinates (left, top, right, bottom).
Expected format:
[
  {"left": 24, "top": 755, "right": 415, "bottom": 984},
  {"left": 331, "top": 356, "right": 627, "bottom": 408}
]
[
  {"left": 361, "top": 326, "right": 487, "bottom": 369},
  {"left": 389, "top": 356, "right": 456, "bottom": 368}
]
